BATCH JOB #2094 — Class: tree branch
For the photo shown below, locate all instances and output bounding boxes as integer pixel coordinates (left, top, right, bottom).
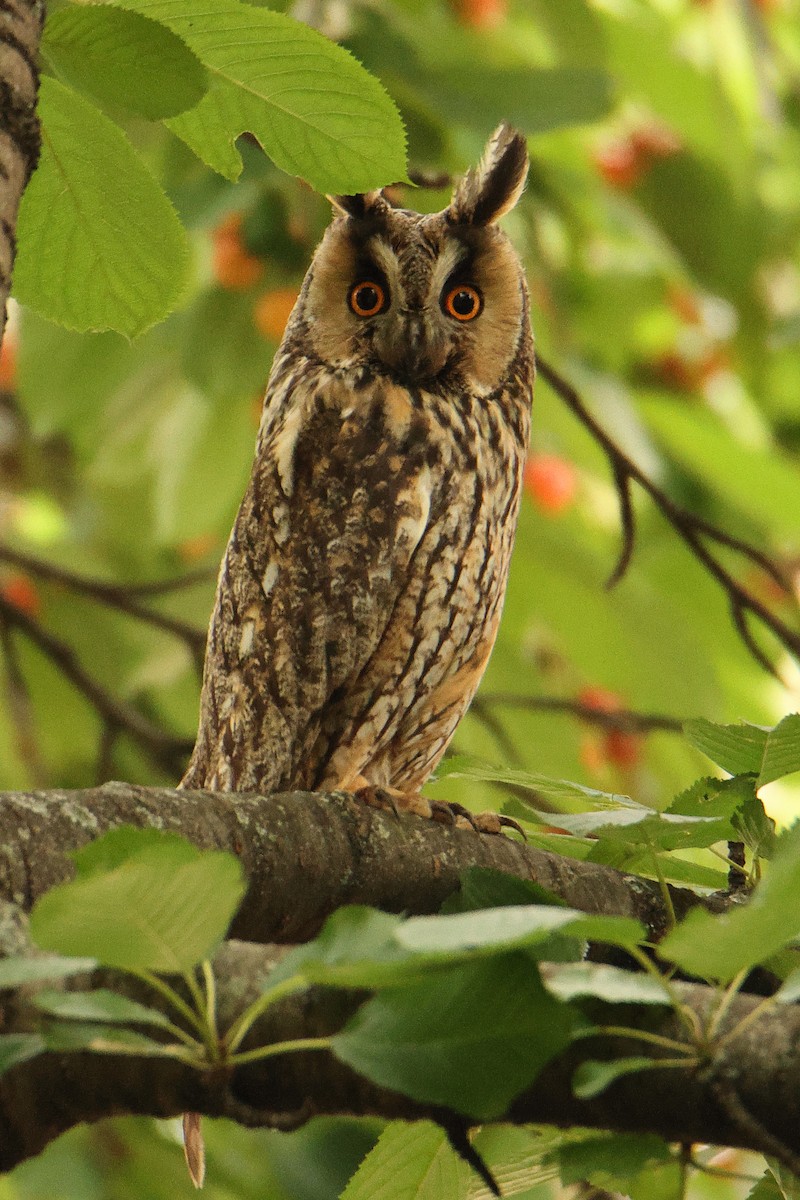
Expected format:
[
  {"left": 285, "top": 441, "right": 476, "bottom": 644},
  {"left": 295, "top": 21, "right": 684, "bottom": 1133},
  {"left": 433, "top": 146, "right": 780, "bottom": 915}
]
[
  {"left": 1, "top": 925, "right": 800, "bottom": 1174},
  {"left": 0, "top": 784, "right": 727, "bottom": 942},
  {"left": 536, "top": 356, "right": 800, "bottom": 676}
]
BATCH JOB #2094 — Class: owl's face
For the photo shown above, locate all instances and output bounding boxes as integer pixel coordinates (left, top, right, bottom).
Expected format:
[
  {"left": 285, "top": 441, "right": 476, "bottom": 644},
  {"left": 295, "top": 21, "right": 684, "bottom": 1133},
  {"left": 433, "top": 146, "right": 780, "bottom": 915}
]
[{"left": 295, "top": 126, "right": 530, "bottom": 395}]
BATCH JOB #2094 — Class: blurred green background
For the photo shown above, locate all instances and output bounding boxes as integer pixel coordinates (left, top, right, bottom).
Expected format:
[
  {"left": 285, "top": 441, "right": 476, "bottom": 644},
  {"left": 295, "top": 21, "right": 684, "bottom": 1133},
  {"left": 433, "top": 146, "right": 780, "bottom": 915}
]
[{"left": 3, "top": 0, "right": 800, "bottom": 1194}]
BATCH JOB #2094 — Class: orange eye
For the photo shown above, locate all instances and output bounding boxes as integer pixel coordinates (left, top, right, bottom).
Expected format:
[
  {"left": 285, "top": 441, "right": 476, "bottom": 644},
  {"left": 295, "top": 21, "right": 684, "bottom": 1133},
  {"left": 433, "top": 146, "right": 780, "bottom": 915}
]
[
  {"left": 443, "top": 284, "right": 482, "bottom": 321},
  {"left": 349, "top": 281, "right": 387, "bottom": 317}
]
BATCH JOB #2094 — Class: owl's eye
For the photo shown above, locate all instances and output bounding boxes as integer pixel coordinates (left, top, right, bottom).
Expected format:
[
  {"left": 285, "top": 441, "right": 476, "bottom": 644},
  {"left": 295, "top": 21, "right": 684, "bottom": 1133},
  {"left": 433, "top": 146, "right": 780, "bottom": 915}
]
[
  {"left": 349, "top": 281, "right": 387, "bottom": 317},
  {"left": 443, "top": 284, "right": 482, "bottom": 322}
]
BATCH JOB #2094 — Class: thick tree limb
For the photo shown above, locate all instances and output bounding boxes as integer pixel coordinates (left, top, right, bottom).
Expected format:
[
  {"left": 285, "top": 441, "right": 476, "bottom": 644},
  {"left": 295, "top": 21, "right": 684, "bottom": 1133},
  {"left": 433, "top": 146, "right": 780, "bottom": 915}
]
[
  {"left": 0, "top": 783, "right": 728, "bottom": 941},
  {"left": 1, "top": 927, "right": 800, "bottom": 1174},
  {"left": 0, "top": 0, "right": 44, "bottom": 343}
]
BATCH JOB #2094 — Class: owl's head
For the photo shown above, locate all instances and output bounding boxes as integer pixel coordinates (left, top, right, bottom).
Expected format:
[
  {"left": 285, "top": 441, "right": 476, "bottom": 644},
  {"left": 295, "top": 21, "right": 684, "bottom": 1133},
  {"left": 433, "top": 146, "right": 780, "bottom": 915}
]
[{"left": 295, "top": 125, "right": 530, "bottom": 393}]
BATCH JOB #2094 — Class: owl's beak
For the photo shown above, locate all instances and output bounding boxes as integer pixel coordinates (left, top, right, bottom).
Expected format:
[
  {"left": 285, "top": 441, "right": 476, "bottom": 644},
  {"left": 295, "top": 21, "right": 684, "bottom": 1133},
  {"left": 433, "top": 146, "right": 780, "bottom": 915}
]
[{"left": 384, "top": 314, "right": 448, "bottom": 384}]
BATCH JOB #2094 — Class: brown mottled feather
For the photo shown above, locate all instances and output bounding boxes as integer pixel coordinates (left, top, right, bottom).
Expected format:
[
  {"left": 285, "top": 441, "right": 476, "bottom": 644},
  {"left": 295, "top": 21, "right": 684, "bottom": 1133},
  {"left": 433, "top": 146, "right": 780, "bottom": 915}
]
[{"left": 182, "top": 125, "right": 534, "bottom": 803}]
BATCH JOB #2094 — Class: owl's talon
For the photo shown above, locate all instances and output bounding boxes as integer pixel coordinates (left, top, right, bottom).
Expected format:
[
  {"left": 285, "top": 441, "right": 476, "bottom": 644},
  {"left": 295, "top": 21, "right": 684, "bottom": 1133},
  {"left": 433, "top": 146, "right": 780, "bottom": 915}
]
[
  {"left": 431, "top": 801, "right": 526, "bottom": 838},
  {"left": 352, "top": 785, "right": 401, "bottom": 819}
]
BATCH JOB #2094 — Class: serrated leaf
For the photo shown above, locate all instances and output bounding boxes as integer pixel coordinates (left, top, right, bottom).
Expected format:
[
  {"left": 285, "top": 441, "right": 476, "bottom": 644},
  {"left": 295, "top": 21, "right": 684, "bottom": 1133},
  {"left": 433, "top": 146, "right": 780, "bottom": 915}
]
[
  {"left": 572, "top": 1057, "right": 663, "bottom": 1100},
  {"left": 0, "top": 1033, "right": 46, "bottom": 1075},
  {"left": 42, "top": 6, "right": 207, "bottom": 120},
  {"left": 543, "top": 963, "right": 671, "bottom": 1006},
  {"left": 0, "top": 955, "right": 97, "bottom": 989},
  {"left": 340, "top": 1121, "right": 470, "bottom": 1200},
  {"left": 766, "top": 1161, "right": 800, "bottom": 1199},
  {"left": 466, "top": 1127, "right": 562, "bottom": 1199},
  {"left": 758, "top": 714, "right": 800, "bottom": 787},
  {"left": 108, "top": 0, "right": 407, "bottom": 190},
  {"left": 667, "top": 774, "right": 756, "bottom": 819},
  {"left": 550, "top": 807, "right": 734, "bottom": 852},
  {"left": 733, "top": 794, "right": 777, "bottom": 859},
  {"left": 30, "top": 840, "right": 246, "bottom": 972},
  {"left": 661, "top": 822, "right": 800, "bottom": 982},
  {"left": 746, "top": 1173, "right": 785, "bottom": 1200},
  {"left": 34, "top": 987, "right": 173, "bottom": 1029},
  {"left": 684, "top": 718, "right": 768, "bottom": 775},
  {"left": 13, "top": 77, "right": 189, "bottom": 336},
  {"left": 333, "top": 955, "right": 573, "bottom": 1120}
]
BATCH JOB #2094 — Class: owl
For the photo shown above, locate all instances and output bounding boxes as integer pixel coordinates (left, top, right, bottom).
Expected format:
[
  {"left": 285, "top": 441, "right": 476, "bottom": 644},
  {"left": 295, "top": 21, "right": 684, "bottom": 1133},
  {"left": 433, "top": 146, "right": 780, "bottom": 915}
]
[{"left": 181, "top": 124, "right": 534, "bottom": 832}]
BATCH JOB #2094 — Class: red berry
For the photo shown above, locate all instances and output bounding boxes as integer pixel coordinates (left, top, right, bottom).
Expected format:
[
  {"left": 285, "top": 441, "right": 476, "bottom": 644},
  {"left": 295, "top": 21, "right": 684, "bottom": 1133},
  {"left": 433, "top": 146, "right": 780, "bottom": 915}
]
[
  {"left": 524, "top": 454, "right": 577, "bottom": 515},
  {"left": 452, "top": 0, "right": 507, "bottom": 27},
  {"left": 254, "top": 287, "right": 300, "bottom": 341},
  {"left": 577, "top": 686, "right": 623, "bottom": 714},
  {"left": 0, "top": 335, "right": 16, "bottom": 390},
  {"left": 604, "top": 728, "right": 642, "bottom": 769},
  {"left": 2, "top": 573, "right": 41, "bottom": 617}
]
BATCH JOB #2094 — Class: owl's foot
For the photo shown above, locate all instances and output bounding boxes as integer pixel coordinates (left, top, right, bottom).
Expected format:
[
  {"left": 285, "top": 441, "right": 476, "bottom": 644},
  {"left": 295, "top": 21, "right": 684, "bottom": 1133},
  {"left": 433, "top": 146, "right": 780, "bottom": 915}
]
[
  {"left": 352, "top": 784, "right": 434, "bottom": 821},
  {"left": 441, "top": 801, "right": 526, "bottom": 839},
  {"left": 352, "top": 786, "right": 524, "bottom": 838}
]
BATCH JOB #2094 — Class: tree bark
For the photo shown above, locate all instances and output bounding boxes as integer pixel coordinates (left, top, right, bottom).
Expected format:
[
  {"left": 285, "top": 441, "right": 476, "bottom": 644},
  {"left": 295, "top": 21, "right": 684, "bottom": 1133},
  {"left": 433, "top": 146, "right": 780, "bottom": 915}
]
[
  {"left": 1, "top": 927, "right": 799, "bottom": 1175},
  {"left": 0, "top": 783, "right": 727, "bottom": 941},
  {"left": 0, "top": 0, "right": 44, "bottom": 343}
]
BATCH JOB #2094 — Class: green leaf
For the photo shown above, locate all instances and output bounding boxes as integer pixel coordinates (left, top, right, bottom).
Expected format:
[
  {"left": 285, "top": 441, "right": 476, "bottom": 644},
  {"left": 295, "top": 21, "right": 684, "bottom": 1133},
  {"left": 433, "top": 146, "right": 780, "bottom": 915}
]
[
  {"left": 0, "top": 1033, "right": 46, "bottom": 1076},
  {"left": 765, "top": 1162, "right": 800, "bottom": 1200},
  {"left": 442, "top": 866, "right": 564, "bottom": 914},
  {"left": 275, "top": 904, "right": 643, "bottom": 992},
  {"left": 683, "top": 718, "right": 768, "bottom": 775},
  {"left": 571, "top": 1057, "right": 663, "bottom": 1100},
  {"left": 71, "top": 825, "right": 202, "bottom": 878},
  {"left": 34, "top": 988, "right": 173, "bottom": 1030},
  {"left": 667, "top": 774, "right": 757, "bottom": 819},
  {"left": 42, "top": 1021, "right": 176, "bottom": 1056},
  {"left": 109, "top": 0, "right": 407, "bottom": 190},
  {"left": 775, "top": 968, "right": 800, "bottom": 1005},
  {"left": 555, "top": 1132, "right": 672, "bottom": 1187},
  {"left": 543, "top": 963, "right": 671, "bottom": 1006},
  {"left": 661, "top": 822, "right": 800, "bottom": 982},
  {"left": 30, "top": 837, "right": 246, "bottom": 972},
  {"left": 340, "top": 1122, "right": 470, "bottom": 1200},
  {"left": 333, "top": 955, "right": 573, "bottom": 1120},
  {"left": 395, "top": 906, "right": 644, "bottom": 956},
  {"left": 684, "top": 716, "right": 800, "bottom": 787},
  {"left": 0, "top": 955, "right": 97, "bottom": 989},
  {"left": 747, "top": 1173, "right": 786, "bottom": 1200},
  {"left": 13, "top": 77, "right": 189, "bottom": 336},
  {"left": 41, "top": 6, "right": 207, "bottom": 120},
  {"left": 440, "top": 758, "right": 639, "bottom": 810},
  {"left": 758, "top": 714, "right": 800, "bottom": 787},
  {"left": 733, "top": 794, "right": 777, "bottom": 859}
]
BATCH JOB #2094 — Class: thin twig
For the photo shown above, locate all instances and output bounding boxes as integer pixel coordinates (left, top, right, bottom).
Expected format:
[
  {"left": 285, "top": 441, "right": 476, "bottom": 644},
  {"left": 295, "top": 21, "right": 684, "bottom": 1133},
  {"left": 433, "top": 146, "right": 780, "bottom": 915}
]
[
  {"left": 467, "top": 696, "right": 524, "bottom": 764},
  {"left": 476, "top": 692, "right": 682, "bottom": 733},
  {"left": 0, "top": 618, "right": 47, "bottom": 785},
  {"left": 0, "top": 545, "right": 210, "bottom": 670},
  {"left": 536, "top": 357, "right": 800, "bottom": 674},
  {"left": 0, "top": 594, "right": 193, "bottom": 777}
]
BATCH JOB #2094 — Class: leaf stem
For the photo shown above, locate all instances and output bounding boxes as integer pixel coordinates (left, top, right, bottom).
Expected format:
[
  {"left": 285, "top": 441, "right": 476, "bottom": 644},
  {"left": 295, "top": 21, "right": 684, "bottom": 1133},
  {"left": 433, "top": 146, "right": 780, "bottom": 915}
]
[
  {"left": 582, "top": 1024, "right": 696, "bottom": 1055},
  {"left": 224, "top": 975, "right": 308, "bottom": 1055},
  {"left": 125, "top": 969, "right": 208, "bottom": 1041},
  {"left": 228, "top": 1035, "right": 332, "bottom": 1068}
]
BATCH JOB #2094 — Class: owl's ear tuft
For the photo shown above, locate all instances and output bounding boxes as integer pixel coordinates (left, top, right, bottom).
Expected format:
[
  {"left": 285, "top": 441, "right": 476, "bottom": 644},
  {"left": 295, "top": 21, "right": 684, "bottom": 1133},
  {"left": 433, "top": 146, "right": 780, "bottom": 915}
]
[
  {"left": 327, "top": 190, "right": 389, "bottom": 220},
  {"left": 448, "top": 124, "right": 529, "bottom": 226}
]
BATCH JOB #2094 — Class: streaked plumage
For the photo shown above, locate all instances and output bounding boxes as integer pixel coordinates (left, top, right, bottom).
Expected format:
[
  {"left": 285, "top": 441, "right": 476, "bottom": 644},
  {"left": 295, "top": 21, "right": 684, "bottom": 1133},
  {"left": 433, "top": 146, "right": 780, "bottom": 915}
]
[{"left": 183, "top": 125, "right": 534, "bottom": 821}]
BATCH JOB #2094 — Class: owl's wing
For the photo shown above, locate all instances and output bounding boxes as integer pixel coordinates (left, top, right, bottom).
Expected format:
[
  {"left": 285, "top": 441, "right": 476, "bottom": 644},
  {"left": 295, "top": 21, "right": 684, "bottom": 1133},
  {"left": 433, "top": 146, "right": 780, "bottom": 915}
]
[{"left": 184, "top": 374, "right": 436, "bottom": 793}]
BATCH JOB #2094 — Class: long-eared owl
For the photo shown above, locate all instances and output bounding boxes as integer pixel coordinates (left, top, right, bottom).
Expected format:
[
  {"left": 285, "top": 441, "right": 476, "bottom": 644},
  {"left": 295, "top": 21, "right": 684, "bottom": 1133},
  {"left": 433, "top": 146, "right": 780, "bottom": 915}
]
[{"left": 182, "top": 125, "right": 534, "bottom": 826}]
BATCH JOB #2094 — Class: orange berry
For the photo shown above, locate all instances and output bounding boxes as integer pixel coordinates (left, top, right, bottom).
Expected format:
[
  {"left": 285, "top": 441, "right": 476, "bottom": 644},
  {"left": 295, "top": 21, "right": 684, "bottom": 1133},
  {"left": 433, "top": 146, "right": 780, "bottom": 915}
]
[
  {"left": 211, "top": 212, "right": 263, "bottom": 291},
  {"left": 0, "top": 335, "right": 16, "bottom": 390},
  {"left": 254, "top": 287, "right": 300, "bottom": 341},
  {"left": 524, "top": 454, "right": 577, "bottom": 515},
  {"left": 577, "top": 685, "right": 623, "bottom": 714},
  {"left": 630, "top": 123, "right": 682, "bottom": 161},
  {"left": 177, "top": 532, "right": 219, "bottom": 563},
  {"left": 580, "top": 734, "right": 608, "bottom": 777},
  {"left": 452, "top": 0, "right": 507, "bottom": 27},
  {"left": 1, "top": 573, "right": 41, "bottom": 617},
  {"left": 592, "top": 139, "right": 642, "bottom": 189}
]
